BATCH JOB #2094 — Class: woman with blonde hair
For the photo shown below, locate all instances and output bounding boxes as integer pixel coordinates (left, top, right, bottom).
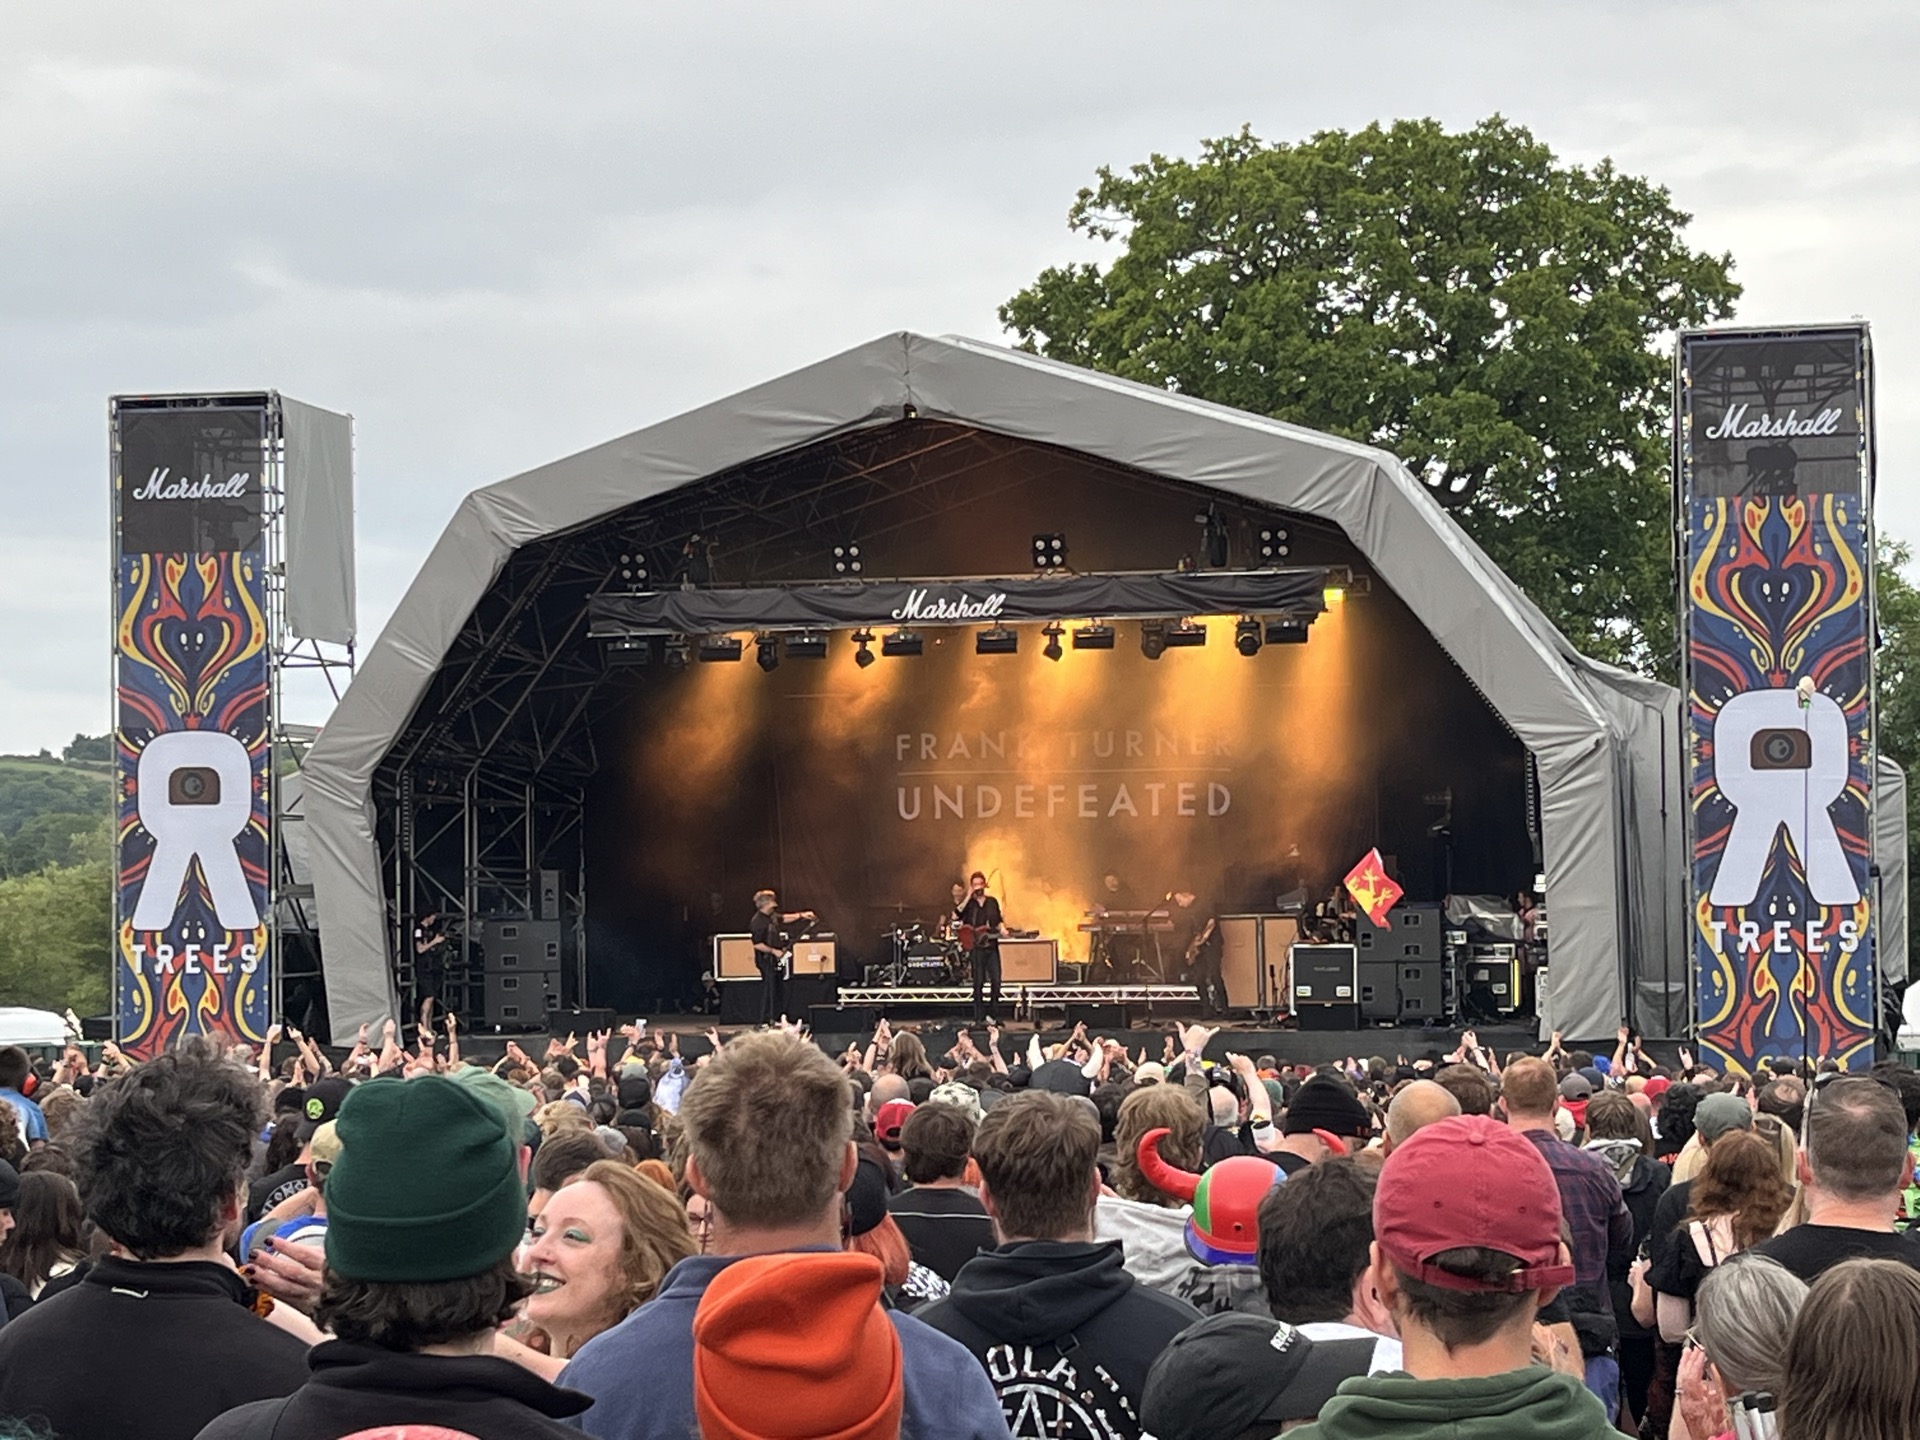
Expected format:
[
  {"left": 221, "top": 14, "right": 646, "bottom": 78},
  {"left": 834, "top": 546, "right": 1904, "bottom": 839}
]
[{"left": 504, "top": 1158, "right": 697, "bottom": 1379}]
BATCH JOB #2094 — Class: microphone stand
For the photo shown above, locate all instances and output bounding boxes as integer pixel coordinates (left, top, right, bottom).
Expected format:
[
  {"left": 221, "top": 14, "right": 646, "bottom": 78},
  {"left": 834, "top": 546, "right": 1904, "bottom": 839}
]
[{"left": 1141, "top": 890, "right": 1178, "bottom": 1024}]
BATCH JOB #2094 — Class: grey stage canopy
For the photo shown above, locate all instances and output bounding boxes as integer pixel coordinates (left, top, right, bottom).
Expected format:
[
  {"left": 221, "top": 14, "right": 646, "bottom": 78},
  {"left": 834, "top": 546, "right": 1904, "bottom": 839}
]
[{"left": 300, "top": 332, "right": 1905, "bottom": 1041}]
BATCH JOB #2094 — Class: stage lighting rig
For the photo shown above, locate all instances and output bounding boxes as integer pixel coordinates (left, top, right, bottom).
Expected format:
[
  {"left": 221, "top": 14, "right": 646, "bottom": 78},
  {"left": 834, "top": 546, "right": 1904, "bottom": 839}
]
[
  {"left": 881, "top": 629, "right": 924, "bottom": 658},
  {"left": 1259, "top": 526, "right": 1290, "bottom": 561},
  {"left": 755, "top": 634, "right": 780, "bottom": 672},
  {"left": 1264, "top": 616, "right": 1313, "bottom": 645},
  {"left": 616, "top": 552, "right": 649, "bottom": 591},
  {"left": 1072, "top": 623, "right": 1115, "bottom": 650},
  {"left": 1234, "top": 617, "right": 1262, "bottom": 656},
  {"left": 698, "top": 635, "right": 744, "bottom": 663},
  {"left": 605, "top": 635, "right": 651, "bottom": 667},
  {"left": 1140, "top": 621, "right": 1167, "bottom": 660},
  {"left": 852, "top": 629, "right": 876, "bottom": 668},
  {"left": 833, "top": 544, "right": 863, "bottom": 576},
  {"left": 1042, "top": 622, "right": 1065, "bottom": 662},
  {"left": 976, "top": 626, "right": 1018, "bottom": 656},
  {"left": 1165, "top": 619, "right": 1207, "bottom": 649},
  {"left": 784, "top": 631, "right": 829, "bottom": 660},
  {"left": 664, "top": 636, "right": 691, "bottom": 671},
  {"left": 1032, "top": 533, "right": 1068, "bottom": 570}
]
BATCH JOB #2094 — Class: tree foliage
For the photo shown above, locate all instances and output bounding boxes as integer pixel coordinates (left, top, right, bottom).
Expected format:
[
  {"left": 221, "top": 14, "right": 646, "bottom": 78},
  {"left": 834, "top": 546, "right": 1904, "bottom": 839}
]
[
  {"left": 0, "top": 855, "right": 111, "bottom": 1015},
  {"left": 1001, "top": 116, "right": 1741, "bottom": 672},
  {"left": 1877, "top": 544, "right": 1920, "bottom": 948}
]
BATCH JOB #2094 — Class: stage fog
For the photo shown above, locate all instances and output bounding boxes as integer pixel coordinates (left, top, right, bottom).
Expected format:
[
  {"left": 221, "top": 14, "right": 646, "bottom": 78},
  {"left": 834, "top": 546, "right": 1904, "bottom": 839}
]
[{"left": 583, "top": 429, "right": 1534, "bottom": 1010}]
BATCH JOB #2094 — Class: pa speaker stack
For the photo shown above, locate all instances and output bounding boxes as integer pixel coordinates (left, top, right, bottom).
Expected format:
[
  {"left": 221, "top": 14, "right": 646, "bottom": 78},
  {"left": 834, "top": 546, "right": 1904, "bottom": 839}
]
[
  {"left": 477, "top": 917, "right": 562, "bottom": 1025},
  {"left": 1355, "top": 903, "right": 1448, "bottom": 1023}
]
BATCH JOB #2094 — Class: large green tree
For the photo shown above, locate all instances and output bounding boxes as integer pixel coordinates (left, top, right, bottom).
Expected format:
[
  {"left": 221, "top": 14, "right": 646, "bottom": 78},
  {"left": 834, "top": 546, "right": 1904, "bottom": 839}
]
[{"left": 1002, "top": 116, "right": 1741, "bottom": 672}]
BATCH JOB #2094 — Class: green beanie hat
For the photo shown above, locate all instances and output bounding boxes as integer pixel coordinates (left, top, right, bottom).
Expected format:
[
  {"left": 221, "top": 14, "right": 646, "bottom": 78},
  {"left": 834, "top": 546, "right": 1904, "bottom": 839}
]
[{"left": 325, "top": 1076, "right": 526, "bottom": 1283}]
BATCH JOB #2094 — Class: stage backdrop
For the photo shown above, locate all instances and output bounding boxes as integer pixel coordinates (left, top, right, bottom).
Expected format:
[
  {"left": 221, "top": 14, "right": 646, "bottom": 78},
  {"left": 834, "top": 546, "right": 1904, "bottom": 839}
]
[
  {"left": 1680, "top": 327, "right": 1876, "bottom": 1071},
  {"left": 113, "top": 400, "right": 273, "bottom": 1057},
  {"left": 586, "top": 575, "right": 1533, "bottom": 1009}
]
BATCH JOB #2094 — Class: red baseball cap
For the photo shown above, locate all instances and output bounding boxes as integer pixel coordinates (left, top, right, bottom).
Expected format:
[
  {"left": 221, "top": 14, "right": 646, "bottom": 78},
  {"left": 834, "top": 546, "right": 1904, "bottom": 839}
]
[
  {"left": 1642, "top": 1076, "right": 1672, "bottom": 1101},
  {"left": 1374, "top": 1115, "right": 1574, "bottom": 1293},
  {"left": 873, "top": 1100, "right": 915, "bottom": 1146}
]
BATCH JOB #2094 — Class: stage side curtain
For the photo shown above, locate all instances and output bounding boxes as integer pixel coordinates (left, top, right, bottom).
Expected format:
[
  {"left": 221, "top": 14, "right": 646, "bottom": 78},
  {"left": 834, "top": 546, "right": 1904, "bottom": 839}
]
[
  {"left": 282, "top": 397, "right": 356, "bottom": 644},
  {"left": 1878, "top": 753, "right": 1910, "bottom": 985}
]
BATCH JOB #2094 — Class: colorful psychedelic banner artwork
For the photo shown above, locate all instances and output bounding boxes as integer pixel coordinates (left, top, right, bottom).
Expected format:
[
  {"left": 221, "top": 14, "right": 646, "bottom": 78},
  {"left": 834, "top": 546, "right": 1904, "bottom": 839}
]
[
  {"left": 1680, "top": 329, "right": 1875, "bottom": 1071},
  {"left": 113, "top": 400, "right": 273, "bottom": 1057}
]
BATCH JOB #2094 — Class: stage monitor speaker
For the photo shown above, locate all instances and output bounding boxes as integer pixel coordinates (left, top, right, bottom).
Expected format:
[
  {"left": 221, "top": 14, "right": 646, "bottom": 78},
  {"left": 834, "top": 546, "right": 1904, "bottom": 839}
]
[
  {"left": 713, "top": 934, "right": 757, "bottom": 981},
  {"left": 478, "top": 918, "right": 561, "bottom": 972},
  {"left": 1001, "top": 938, "right": 1057, "bottom": 983},
  {"left": 549, "top": 1006, "right": 612, "bottom": 1033},
  {"left": 484, "top": 968, "right": 559, "bottom": 1022},
  {"left": 1219, "top": 916, "right": 1262, "bottom": 1009},
  {"left": 815, "top": 1004, "right": 873, "bottom": 1035},
  {"left": 1296, "top": 1002, "right": 1361, "bottom": 1031},
  {"left": 1066, "top": 1003, "right": 1127, "bottom": 1032},
  {"left": 790, "top": 937, "right": 837, "bottom": 976},
  {"left": 1358, "top": 959, "right": 1399, "bottom": 1022},
  {"left": 1292, "top": 944, "right": 1356, "bottom": 1006},
  {"left": 538, "top": 869, "right": 561, "bottom": 921},
  {"left": 1397, "top": 962, "right": 1446, "bottom": 1022}
]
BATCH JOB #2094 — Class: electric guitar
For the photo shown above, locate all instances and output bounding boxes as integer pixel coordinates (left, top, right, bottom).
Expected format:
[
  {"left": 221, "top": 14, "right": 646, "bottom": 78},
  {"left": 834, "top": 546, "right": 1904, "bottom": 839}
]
[{"left": 1184, "top": 917, "right": 1218, "bottom": 964}]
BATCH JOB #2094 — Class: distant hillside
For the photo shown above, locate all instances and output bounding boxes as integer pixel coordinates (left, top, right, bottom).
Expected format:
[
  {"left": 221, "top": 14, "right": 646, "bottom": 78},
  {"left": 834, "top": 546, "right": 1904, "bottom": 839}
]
[{"left": 0, "top": 753, "right": 112, "bottom": 878}]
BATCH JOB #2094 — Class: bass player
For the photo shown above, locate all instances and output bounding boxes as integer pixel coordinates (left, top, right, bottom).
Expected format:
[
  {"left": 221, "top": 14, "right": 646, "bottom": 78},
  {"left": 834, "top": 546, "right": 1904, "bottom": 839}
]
[{"left": 749, "top": 889, "right": 815, "bottom": 1024}]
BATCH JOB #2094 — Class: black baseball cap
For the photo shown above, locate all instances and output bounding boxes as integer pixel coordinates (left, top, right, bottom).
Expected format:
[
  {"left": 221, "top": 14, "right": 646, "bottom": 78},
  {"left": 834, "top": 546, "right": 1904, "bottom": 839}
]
[
  {"left": 1141, "top": 1314, "right": 1378, "bottom": 1440},
  {"left": 296, "top": 1076, "right": 353, "bottom": 1142}
]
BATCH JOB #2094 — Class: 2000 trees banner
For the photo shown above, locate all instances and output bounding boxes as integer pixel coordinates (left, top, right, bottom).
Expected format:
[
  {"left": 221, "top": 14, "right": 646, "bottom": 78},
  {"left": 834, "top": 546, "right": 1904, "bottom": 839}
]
[
  {"left": 114, "top": 401, "right": 272, "bottom": 1058},
  {"left": 1681, "top": 329, "right": 1875, "bottom": 1072}
]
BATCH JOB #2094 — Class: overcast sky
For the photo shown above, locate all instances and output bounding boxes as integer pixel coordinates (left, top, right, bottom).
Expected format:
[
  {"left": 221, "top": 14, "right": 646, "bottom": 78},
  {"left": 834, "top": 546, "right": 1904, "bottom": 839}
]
[{"left": 2, "top": 1, "right": 1915, "bottom": 753}]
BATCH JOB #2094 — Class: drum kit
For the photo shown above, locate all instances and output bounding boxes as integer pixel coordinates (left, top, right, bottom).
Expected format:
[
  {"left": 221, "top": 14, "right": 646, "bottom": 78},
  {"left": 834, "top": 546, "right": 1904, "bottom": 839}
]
[{"left": 869, "top": 915, "right": 968, "bottom": 987}]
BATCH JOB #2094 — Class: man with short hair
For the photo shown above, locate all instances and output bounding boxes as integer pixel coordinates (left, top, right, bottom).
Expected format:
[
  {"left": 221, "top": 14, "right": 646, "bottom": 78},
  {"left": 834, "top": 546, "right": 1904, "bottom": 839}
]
[
  {"left": 1382, "top": 1080, "right": 1460, "bottom": 1154},
  {"left": 1256, "top": 1157, "right": 1401, "bottom": 1374},
  {"left": 1498, "top": 1057, "right": 1630, "bottom": 1408},
  {"left": 1284, "top": 1116, "right": 1615, "bottom": 1440},
  {"left": 0, "top": 1046, "right": 311, "bottom": 1440},
  {"left": 889, "top": 1103, "right": 995, "bottom": 1282},
  {"left": 919, "top": 1090, "right": 1200, "bottom": 1440},
  {"left": 563, "top": 1031, "right": 1007, "bottom": 1440},
  {"left": 1432, "top": 1063, "right": 1496, "bottom": 1117},
  {"left": 1756, "top": 1075, "right": 1920, "bottom": 1281}
]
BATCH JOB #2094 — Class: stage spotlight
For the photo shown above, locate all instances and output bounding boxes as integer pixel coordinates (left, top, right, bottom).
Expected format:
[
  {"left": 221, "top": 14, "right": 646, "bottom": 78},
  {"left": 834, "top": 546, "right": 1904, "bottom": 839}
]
[
  {"left": 882, "top": 629, "right": 924, "bottom": 658},
  {"left": 697, "top": 635, "right": 744, "bottom": 663},
  {"left": 1164, "top": 619, "right": 1207, "bottom": 649},
  {"left": 605, "top": 635, "right": 651, "bottom": 667},
  {"left": 1042, "top": 622, "right": 1064, "bottom": 662},
  {"left": 1259, "top": 526, "right": 1291, "bottom": 561},
  {"left": 852, "top": 628, "right": 876, "bottom": 668},
  {"left": 784, "top": 631, "right": 829, "bottom": 660},
  {"left": 664, "top": 636, "right": 691, "bottom": 671},
  {"left": 1072, "top": 623, "right": 1115, "bottom": 650},
  {"left": 1234, "top": 617, "right": 1262, "bottom": 656},
  {"left": 1323, "top": 585, "right": 1346, "bottom": 607},
  {"left": 1032, "top": 533, "right": 1068, "bottom": 570},
  {"left": 1265, "top": 616, "right": 1312, "bottom": 645},
  {"left": 833, "top": 543, "right": 863, "bottom": 576},
  {"left": 755, "top": 634, "right": 780, "bottom": 672},
  {"left": 617, "top": 552, "right": 649, "bottom": 590},
  {"left": 976, "top": 626, "right": 1018, "bottom": 656},
  {"left": 1140, "top": 621, "right": 1167, "bottom": 660}
]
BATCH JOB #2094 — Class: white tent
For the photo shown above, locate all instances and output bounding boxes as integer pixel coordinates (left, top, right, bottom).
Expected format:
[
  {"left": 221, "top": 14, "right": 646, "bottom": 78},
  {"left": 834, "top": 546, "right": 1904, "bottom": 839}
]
[{"left": 300, "top": 332, "right": 1903, "bottom": 1040}]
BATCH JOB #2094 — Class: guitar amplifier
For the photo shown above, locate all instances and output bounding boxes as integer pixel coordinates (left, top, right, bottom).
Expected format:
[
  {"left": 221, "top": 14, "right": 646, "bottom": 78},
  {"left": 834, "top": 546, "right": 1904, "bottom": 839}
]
[
  {"left": 712, "top": 934, "right": 757, "bottom": 981},
  {"left": 790, "top": 937, "right": 837, "bottom": 976},
  {"left": 1292, "top": 944, "right": 1357, "bottom": 1005},
  {"left": 1000, "top": 938, "right": 1057, "bottom": 983}
]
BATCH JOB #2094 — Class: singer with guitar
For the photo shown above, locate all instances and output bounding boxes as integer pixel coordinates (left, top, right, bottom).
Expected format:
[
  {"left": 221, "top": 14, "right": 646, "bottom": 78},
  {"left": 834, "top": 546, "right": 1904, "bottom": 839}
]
[
  {"left": 1172, "top": 890, "right": 1225, "bottom": 1017},
  {"left": 954, "top": 870, "right": 1005, "bottom": 1026},
  {"left": 749, "top": 889, "right": 815, "bottom": 1024}
]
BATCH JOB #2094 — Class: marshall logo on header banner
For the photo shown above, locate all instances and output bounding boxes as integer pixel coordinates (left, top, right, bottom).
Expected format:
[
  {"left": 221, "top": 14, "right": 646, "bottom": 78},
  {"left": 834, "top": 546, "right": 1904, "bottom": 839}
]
[
  {"left": 113, "top": 399, "right": 273, "bottom": 1057},
  {"left": 1679, "top": 328, "right": 1875, "bottom": 1072}
]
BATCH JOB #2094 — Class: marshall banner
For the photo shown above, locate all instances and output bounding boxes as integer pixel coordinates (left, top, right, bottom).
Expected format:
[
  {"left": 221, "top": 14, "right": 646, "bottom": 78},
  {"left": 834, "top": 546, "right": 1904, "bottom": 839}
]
[
  {"left": 113, "top": 398, "right": 273, "bottom": 1057},
  {"left": 1680, "top": 327, "right": 1876, "bottom": 1071}
]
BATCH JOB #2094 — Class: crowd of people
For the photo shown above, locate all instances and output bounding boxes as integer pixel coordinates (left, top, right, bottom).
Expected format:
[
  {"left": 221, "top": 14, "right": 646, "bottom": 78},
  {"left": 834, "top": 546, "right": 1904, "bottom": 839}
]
[{"left": 0, "top": 1013, "right": 1911, "bottom": 1439}]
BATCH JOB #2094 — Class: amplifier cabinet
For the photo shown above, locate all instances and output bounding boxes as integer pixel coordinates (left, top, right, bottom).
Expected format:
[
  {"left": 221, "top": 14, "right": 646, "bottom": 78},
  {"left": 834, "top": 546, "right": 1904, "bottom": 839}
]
[
  {"left": 790, "top": 938, "right": 837, "bottom": 976},
  {"left": 1292, "top": 944, "right": 1357, "bottom": 1005},
  {"left": 1000, "top": 938, "right": 1057, "bottom": 983},
  {"left": 483, "top": 969, "right": 558, "bottom": 1021},
  {"left": 712, "top": 934, "right": 757, "bottom": 981}
]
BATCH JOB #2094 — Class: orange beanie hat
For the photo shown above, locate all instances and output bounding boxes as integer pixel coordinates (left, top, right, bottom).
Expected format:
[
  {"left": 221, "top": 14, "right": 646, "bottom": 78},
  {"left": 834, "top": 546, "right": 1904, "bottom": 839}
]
[{"left": 694, "top": 1252, "right": 904, "bottom": 1440}]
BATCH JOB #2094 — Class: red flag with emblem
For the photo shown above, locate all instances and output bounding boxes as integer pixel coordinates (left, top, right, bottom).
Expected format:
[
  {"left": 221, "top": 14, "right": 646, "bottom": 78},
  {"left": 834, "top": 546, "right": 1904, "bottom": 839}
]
[{"left": 1343, "top": 847, "right": 1403, "bottom": 929}]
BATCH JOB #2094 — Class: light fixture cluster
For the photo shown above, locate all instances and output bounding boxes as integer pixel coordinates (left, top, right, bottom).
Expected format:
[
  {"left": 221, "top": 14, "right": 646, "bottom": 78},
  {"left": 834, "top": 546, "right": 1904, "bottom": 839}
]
[
  {"left": 833, "top": 544, "right": 863, "bottom": 576},
  {"left": 1031, "top": 533, "right": 1068, "bottom": 570},
  {"left": 1259, "top": 527, "right": 1290, "bottom": 561}
]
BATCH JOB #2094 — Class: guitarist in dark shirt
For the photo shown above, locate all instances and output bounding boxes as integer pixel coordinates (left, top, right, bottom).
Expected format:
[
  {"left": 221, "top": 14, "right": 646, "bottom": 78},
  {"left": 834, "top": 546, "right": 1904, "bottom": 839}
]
[
  {"left": 1173, "top": 890, "right": 1225, "bottom": 1017},
  {"left": 954, "top": 871, "right": 1005, "bottom": 1025},
  {"left": 749, "top": 889, "right": 815, "bottom": 1024}
]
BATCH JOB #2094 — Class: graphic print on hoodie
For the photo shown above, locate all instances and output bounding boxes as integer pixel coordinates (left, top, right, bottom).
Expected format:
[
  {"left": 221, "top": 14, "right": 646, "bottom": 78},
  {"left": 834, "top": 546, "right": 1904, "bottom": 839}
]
[{"left": 916, "top": 1239, "right": 1202, "bottom": 1440}]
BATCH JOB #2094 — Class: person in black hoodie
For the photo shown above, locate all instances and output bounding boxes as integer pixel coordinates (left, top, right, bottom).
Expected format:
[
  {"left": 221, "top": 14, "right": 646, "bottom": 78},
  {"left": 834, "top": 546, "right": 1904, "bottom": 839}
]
[
  {"left": 197, "top": 1074, "right": 590, "bottom": 1440},
  {"left": 0, "top": 1043, "right": 312, "bottom": 1440},
  {"left": 917, "top": 1089, "right": 1200, "bottom": 1440},
  {"left": 1581, "top": 1090, "right": 1668, "bottom": 1428}
]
